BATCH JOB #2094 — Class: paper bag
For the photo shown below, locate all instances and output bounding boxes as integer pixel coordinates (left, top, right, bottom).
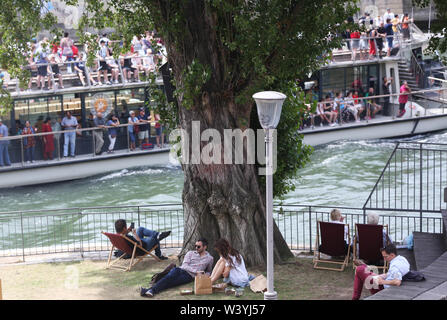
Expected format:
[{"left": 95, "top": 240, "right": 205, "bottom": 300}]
[
  {"left": 249, "top": 275, "right": 267, "bottom": 293},
  {"left": 194, "top": 272, "right": 212, "bottom": 295}
]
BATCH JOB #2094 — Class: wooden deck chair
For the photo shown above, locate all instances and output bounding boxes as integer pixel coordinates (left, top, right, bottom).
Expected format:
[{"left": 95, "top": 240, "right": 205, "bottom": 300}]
[
  {"left": 353, "top": 224, "right": 389, "bottom": 273},
  {"left": 313, "top": 221, "right": 351, "bottom": 271},
  {"left": 102, "top": 231, "right": 161, "bottom": 272}
]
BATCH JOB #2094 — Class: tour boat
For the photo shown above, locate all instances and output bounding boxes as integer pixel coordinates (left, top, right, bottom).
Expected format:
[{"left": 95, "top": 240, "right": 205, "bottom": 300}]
[{"left": 299, "top": 23, "right": 447, "bottom": 146}]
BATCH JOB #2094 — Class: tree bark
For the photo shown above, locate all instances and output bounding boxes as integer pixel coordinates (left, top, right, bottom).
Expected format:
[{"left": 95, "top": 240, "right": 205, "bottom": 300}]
[
  {"left": 156, "top": 0, "right": 294, "bottom": 267},
  {"left": 177, "top": 94, "right": 294, "bottom": 267}
]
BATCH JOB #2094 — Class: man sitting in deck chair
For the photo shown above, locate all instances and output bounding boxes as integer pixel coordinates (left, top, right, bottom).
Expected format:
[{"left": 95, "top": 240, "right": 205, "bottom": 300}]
[
  {"left": 353, "top": 213, "right": 393, "bottom": 269},
  {"left": 352, "top": 243, "right": 410, "bottom": 300},
  {"left": 114, "top": 219, "right": 171, "bottom": 260}
]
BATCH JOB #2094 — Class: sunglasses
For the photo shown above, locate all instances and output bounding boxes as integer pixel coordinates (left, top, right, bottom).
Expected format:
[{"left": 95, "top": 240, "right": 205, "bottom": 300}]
[{"left": 195, "top": 245, "right": 202, "bottom": 249}]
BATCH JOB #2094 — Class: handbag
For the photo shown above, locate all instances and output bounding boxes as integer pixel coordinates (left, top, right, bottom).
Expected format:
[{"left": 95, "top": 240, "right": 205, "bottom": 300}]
[
  {"left": 402, "top": 270, "right": 425, "bottom": 282},
  {"left": 249, "top": 275, "right": 267, "bottom": 293},
  {"left": 150, "top": 263, "right": 176, "bottom": 285},
  {"left": 194, "top": 271, "right": 212, "bottom": 295}
]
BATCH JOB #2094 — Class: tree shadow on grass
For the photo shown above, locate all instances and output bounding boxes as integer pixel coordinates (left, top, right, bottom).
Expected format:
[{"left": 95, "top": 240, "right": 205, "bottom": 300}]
[{"left": 76, "top": 257, "right": 354, "bottom": 300}]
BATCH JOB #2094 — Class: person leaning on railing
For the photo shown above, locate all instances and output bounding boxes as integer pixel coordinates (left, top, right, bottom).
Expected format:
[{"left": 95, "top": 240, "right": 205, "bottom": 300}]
[
  {"left": 106, "top": 114, "right": 120, "bottom": 154},
  {"left": 93, "top": 112, "right": 106, "bottom": 156},
  {"left": 127, "top": 110, "right": 138, "bottom": 151},
  {"left": 61, "top": 111, "right": 78, "bottom": 158},
  {"left": 42, "top": 117, "right": 55, "bottom": 161},
  {"left": 0, "top": 118, "right": 11, "bottom": 167},
  {"left": 22, "top": 120, "right": 36, "bottom": 163}
]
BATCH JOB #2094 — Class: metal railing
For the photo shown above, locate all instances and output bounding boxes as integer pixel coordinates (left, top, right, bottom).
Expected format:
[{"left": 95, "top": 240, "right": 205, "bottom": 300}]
[
  {"left": 0, "top": 121, "right": 168, "bottom": 167},
  {"left": 275, "top": 204, "right": 443, "bottom": 251},
  {"left": 364, "top": 142, "right": 447, "bottom": 231},
  {"left": 0, "top": 204, "right": 184, "bottom": 260},
  {"left": 0, "top": 203, "right": 443, "bottom": 260},
  {"left": 4, "top": 54, "right": 162, "bottom": 97},
  {"left": 410, "top": 50, "right": 426, "bottom": 89}
]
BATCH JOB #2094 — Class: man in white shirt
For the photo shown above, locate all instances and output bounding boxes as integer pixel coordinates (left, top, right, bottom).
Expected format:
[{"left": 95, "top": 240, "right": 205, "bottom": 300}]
[
  {"left": 61, "top": 111, "right": 78, "bottom": 157},
  {"left": 352, "top": 243, "right": 410, "bottom": 299},
  {"left": 383, "top": 8, "right": 394, "bottom": 24}
]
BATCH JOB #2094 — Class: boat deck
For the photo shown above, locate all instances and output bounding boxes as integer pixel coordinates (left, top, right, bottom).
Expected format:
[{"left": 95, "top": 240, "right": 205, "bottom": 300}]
[
  {"left": 0, "top": 144, "right": 172, "bottom": 173},
  {"left": 299, "top": 108, "right": 447, "bottom": 135}
]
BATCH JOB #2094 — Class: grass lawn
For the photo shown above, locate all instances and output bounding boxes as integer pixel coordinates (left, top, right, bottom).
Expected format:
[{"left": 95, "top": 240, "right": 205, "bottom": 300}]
[{"left": 0, "top": 256, "right": 364, "bottom": 300}]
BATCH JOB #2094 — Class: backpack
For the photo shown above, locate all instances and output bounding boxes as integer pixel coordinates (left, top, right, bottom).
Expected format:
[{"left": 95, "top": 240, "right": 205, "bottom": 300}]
[
  {"left": 403, "top": 270, "right": 425, "bottom": 282},
  {"left": 150, "top": 263, "right": 176, "bottom": 285}
]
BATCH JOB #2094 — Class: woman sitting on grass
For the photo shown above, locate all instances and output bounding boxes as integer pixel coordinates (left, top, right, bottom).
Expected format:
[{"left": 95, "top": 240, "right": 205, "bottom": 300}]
[{"left": 210, "top": 238, "right": 254, "bottom": 287}]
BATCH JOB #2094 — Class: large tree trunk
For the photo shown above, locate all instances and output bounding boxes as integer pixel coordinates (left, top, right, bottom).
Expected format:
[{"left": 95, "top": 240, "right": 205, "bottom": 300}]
[
  {"left": 156, "top": 1, "right": 294, "bottom": 266},
  {"left": 177, "top": 94, "right": 294, "bottom": 267}
]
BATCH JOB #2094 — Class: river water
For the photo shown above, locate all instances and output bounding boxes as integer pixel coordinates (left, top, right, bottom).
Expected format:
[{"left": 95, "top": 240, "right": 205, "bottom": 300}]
[{"left": 1, "top": 131, "right": 447, "bottom": 213}]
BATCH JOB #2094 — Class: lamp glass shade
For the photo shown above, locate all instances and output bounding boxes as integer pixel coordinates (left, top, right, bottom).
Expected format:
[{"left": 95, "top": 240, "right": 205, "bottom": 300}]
[{"left": 253, "top": 91, "right": 286, "bottom": 129}]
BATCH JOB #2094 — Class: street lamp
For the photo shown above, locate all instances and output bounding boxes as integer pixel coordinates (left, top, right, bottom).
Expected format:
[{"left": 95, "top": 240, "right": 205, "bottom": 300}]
[{"left": 253, "top": 91, "right": 286, "bottom": 301}]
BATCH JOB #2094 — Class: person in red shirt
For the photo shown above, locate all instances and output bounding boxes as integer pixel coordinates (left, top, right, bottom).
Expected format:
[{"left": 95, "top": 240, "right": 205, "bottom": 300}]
[
  {"left": 42, "top": 117, "right": 55, "bottom": 160},
  {"left": 398, "top": 81, "right": 411, "bottom": 117},
  {"left": 350, "top": 30, "right": 361, "bottom": 61}
]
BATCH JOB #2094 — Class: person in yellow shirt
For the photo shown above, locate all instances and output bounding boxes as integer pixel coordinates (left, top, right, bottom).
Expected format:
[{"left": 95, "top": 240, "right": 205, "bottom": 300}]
[{"left": 391, "top": 14, "right": 400, "bottom": 34}]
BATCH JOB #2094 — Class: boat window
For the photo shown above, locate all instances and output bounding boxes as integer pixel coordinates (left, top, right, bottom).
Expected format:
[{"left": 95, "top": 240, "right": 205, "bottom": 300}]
[
  {"left": 63, "top": 93, "right": 82, "bottom": 120},
  {"left": 368, "top": 65, "right": 378, "bottom": 93},
  {"left": 48, "top": 96, "right": 63, "bottom": 127},
  {"left": 13, "top": 99, "right": 29, "bottom": 130},
  {"left": 346, "top": 66, "right": 369, "bottom": 95},
  {"left": 116, "top": 88, "right": 148, "bottom": 123},
  {"left": 321, "top": 68, "right": 345, "bottom": 98},
  {"left": 13, "top": 96, "right": 62, "bottom": 133},
  {"left": 1, "top": 105, "right": 13, "bottom": 134},
  {"left": 390, "top": 68, "right": 397, "bottom": 94}
]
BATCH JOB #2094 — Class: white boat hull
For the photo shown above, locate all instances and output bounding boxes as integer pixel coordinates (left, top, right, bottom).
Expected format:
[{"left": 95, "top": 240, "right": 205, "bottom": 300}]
[
  {"left": 0, "top": 149, "right": 171, "bottom": 189},
  {"left": 301, "top": 114, "right": 447, "bottom": 146}
]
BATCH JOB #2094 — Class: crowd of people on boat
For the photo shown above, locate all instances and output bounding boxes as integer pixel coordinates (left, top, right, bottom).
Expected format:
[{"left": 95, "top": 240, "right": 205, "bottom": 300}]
[
  {"left": 300, "top": 76, "right": 412, "bottom": 129},
  {"left": 0, "top": 108, "right": 165, "bottom": 166},
  {"left": 0, "top": 30, "right": 166, "bottom": 92},
  {"left": 338, "top": 8, "right": 414, "bottom": 61}
]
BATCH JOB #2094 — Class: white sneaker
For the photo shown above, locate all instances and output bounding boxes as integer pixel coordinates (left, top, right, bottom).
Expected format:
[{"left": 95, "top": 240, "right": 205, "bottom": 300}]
[{"left": 113, "top": 80, "right": 119, "bottom": 84}]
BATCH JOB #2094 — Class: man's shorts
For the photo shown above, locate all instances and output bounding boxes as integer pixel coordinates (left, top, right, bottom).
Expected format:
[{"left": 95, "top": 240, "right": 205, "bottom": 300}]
[
  {"left": 138, "top": 130, "right": 149, "bottom": 140},
  {"left": 99, "top": 60, "right": 112, "bottom": 72},
  {"left": 387, "top": 37, "right": 393, "bottom": 49},
  {"left": 37, "top": 65, "right": 48, "bottom": 77}
]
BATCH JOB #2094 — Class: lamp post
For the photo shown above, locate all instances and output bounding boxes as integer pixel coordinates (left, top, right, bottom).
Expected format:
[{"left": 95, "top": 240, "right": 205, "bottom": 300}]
[{"left": 253, "top": 91, "right": 286, "bottom": 301}]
